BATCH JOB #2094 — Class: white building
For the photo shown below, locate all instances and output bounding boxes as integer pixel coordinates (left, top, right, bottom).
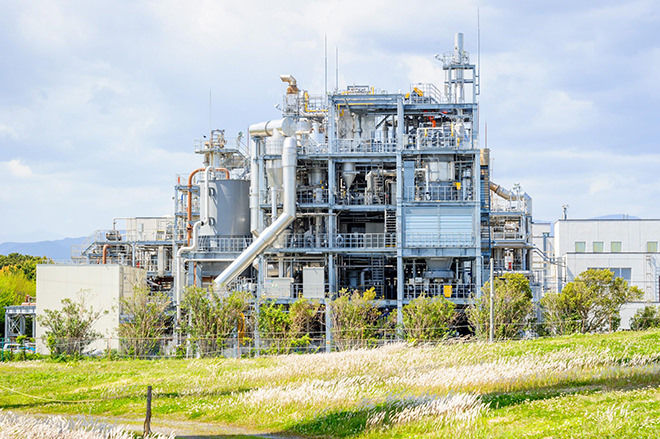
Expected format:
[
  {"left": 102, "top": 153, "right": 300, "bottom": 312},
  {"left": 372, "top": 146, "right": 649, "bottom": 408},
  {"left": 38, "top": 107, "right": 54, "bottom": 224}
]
[
  {"left": 533, "top": 218, "right": 660, "bottom": 329},
  {"left": 35, "top": 264, "right": 145, "bottom": 354}
]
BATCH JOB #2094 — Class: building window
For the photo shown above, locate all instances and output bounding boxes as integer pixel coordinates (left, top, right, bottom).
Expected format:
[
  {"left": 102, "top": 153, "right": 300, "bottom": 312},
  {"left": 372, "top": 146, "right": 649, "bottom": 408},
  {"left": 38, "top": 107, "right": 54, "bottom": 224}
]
[
  {"left": 611, "top": 241, "right": 622, "bottom": 253},
  {"left": 593, "top": 241, "right": 603, "bottom": 253},
  {"left": 575, "top": 241, "right": 586, "bottom": 253},
  {"left": 589, "top": 267, "right": 632, "bottom": 282},
  {"left": 648, "top": 241, "right": 658, "bottom": 253}
]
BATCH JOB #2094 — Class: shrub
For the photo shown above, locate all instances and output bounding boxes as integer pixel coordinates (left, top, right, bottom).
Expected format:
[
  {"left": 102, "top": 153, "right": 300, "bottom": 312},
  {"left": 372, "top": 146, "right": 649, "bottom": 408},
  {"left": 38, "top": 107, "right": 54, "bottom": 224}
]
[
  {"left": 258, "top": 301, "right": 291, "bottom": 354},
  {"left": 258, "top": 298, "right": 321, "bottom": 354},
  {"left": 630, "top": 305, "right": 660, "bottom": 331},
  {"left": 329, "top": 287, "right": 381, "bottom": 350},
  {"left": 181, "top": 287, "right": 250, "bottom": 357},
  {"left": 542, "top": 269, "right": 642, "bottom": 334},
  {"left": 402, "top": 295, "right": 456, "bottom": 342},
  {"left": 117, "top": 286, "right": 171, "bottom": 358},
  {"left": 468, "top": 272, "right": 534, "bottom": 340},
  {"left": 38, "top": 293, "right": 106, "bottom": 357}
]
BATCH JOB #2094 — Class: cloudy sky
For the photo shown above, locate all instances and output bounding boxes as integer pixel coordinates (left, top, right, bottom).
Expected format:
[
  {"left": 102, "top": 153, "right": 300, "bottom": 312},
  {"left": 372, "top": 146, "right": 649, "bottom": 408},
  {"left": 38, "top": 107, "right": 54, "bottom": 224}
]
[{"left": 0, "top": 0, "right": 658, "bottom": 242}]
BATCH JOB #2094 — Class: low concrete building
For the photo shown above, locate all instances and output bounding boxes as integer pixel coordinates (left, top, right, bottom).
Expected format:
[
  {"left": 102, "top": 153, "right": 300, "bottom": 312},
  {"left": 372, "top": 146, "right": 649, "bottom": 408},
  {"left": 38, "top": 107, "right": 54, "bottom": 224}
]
[
  {"left": 533, "top": 218, "right": 660, "bottom": 329},
  {"left": 35, "top": 264, "right": 145, "bottom": 354}
]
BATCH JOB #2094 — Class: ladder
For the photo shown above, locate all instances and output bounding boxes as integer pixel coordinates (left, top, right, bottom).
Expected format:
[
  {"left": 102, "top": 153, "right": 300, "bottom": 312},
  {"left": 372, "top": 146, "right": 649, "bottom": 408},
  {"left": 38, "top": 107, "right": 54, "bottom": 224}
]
[
  {"left": 385, "top": 210, "right": 397, "bottom": 234},
  {"left": 370, "top": 256, "right": 386, "bottom": 296}
]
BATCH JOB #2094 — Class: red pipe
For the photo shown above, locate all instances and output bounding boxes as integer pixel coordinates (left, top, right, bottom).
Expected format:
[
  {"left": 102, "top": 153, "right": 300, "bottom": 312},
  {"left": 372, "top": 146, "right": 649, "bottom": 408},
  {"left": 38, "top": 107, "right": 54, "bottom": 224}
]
[
  {"left": 102, "top": 244, "right": 110, "bottom": 264},
  {"left": 186, "top": 167, "right": 230, "bottom": 245}
]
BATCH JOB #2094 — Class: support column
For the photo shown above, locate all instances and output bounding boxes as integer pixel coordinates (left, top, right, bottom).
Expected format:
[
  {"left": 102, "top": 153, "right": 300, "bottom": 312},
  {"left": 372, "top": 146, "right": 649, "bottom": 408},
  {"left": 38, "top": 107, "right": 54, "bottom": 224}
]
[
  {"left": 326, "top": 96, "right": 337, "bottom": 352},
  {"left": 395, "top": 96, "right": 405, "bottom": 328},
  {"left": 326, "top": 253, "right": 335, "bottom": 353},
  {"left": 255, "top": 256, "right": 264, "bottom": 355}
]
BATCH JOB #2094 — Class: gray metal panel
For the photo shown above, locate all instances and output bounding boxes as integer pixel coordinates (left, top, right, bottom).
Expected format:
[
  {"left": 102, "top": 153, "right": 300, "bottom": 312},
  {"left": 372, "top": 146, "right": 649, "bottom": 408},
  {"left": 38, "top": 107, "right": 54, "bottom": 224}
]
[
  {"left": 404, "top": 206, "right": 475, "bottom": 247},
  {"left": 200, "top": 180, "right": 250, "bottom": 237}
]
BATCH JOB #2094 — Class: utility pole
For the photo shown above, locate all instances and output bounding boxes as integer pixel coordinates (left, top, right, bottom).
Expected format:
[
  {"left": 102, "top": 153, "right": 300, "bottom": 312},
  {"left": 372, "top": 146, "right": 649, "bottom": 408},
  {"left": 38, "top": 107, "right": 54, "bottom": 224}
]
[{"left": 489, "top": 258, "right": 494, "bottom": 343}]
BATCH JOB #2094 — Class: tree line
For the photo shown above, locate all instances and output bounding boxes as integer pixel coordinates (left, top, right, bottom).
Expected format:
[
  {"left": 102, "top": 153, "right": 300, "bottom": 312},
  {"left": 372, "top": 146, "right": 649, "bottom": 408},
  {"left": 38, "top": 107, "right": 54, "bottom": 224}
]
[
  {"left": 34, "top": 268, "right": 651, "bottom": 358},
  {"left": 0, "top": 253, "right": 51, "bottom": 338}
]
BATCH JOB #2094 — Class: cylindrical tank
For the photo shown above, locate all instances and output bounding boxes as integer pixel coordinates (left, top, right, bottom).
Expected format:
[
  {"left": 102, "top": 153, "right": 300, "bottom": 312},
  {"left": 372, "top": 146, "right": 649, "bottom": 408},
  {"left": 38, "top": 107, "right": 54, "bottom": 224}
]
[
  {"left": 199, "top": 180, "right": 250, "bottom": 237},
  {"left": 454, "top": 33, "right": 464, "bottom": 58}
]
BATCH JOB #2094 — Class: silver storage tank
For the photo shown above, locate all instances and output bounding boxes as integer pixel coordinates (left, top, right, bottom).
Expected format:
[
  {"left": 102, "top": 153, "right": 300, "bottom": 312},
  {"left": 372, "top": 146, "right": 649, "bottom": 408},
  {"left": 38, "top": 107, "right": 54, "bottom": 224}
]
[{"left": 199, "top": 180, "right": 250, "bottom": 236}]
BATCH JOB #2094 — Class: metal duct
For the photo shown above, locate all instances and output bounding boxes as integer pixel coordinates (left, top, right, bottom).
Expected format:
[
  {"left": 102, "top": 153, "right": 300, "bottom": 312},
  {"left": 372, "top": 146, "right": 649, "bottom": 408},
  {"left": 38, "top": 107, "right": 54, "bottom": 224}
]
[
  {"left": 249, "top": 118, "right": 296, "bottom": 138},
  {"left": 489, "top": 181, "right": 532, "bottom": 215},
  {"left": 214, "top": 136, "right": 297, "bottom": 290}
]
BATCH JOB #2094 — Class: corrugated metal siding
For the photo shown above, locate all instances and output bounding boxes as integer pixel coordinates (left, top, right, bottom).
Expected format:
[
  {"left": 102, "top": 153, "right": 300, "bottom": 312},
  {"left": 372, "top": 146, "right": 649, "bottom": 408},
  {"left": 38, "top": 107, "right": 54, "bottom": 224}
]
[
  {"left": 405, "top": 208, "right": 474, "bottom": 247},
  {"left": 405, "top": 213, "right": 439, "bottom": 246}
]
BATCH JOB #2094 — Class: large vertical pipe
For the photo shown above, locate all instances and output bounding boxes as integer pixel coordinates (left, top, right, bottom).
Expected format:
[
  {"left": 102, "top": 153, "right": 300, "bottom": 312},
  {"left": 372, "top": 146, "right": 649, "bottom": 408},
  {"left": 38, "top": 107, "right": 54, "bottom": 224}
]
[
  {"left": 186, "top": 168, "right": 205, "bottom": 245},
  {"left": 249, "top": 138, "right": 260, "bottom": 237},
  {"left": 102, "top": 244, "right": 110, "bottom": 264},
  {"left": 175, "top": 220, "right": 203, "bottom": 327},
  {"left": 214, "top": 136, "right": 297, "bottom": 289}
]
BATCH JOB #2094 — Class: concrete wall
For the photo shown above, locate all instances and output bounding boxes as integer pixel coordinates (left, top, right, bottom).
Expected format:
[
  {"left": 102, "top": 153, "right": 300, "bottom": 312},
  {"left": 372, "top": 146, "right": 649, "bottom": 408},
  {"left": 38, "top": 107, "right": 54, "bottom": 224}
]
[{"left": 35, "top": 264, "right": 145, "bottom": 354}]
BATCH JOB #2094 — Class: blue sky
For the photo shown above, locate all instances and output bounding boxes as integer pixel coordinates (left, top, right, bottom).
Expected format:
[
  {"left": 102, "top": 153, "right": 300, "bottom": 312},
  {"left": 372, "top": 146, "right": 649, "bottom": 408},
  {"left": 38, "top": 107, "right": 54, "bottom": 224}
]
[{"left": 0, "top": 0, "right": 658, "bottom": 242}]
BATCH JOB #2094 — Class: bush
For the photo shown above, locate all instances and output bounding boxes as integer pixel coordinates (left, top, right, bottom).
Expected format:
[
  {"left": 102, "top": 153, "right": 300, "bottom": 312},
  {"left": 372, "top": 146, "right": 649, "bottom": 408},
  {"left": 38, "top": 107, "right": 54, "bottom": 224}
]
[
  {"left": 258, "top": 301, "right": 290, "bottom": 354},
  {"left": 402, "top": 295, "right": 456, "bottom": 342},
  {"left": 630, "top": 305, "right": 660, "bottom": 331},
  {"left": 329, "top": 287, "right": 381, "bottom": 350},
  {"left": 258, "top": 298, "right": 321, "bottom": 354},
  {"left": 181, "top": 287, "right": 250, "bottom": 357},
  {"left": 38, "top": 293, "right": 106, "bottom": 357},
  {"left": 117, "top": 286, "right": 171, "bottom": 358},
  {"left": 468, "top": 272, "right": 534, "bottom": 340},
  {"left": 542, "top": 269, "right": 642, "bottom": 335}
]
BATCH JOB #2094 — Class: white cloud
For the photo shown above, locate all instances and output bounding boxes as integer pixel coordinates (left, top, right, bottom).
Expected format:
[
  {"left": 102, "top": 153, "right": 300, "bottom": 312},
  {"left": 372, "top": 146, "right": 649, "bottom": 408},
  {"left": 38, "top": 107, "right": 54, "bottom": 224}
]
[
  {"left": 6, "top": 159, "right": 32, "bottom": 178},
  {"left": 0, "top": 0, "right": 658, "bottom": 242},
  {"left": 0, "top": 124, "right": 18, "bottom": 139}
]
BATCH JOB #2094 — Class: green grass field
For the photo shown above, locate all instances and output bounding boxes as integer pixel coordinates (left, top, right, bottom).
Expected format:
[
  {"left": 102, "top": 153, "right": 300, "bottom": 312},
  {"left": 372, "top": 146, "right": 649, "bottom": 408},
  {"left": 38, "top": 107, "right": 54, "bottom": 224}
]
[{"left": 2, "top": 330, "right": 660, "bottom": 438}]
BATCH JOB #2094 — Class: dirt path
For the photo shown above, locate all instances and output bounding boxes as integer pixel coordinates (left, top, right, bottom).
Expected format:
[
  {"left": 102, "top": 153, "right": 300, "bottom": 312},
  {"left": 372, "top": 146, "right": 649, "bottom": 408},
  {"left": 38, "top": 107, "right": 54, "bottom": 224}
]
[
  {"left": 116, "top": 416, "right": 299, "bottom": 439},
  {"left": 16, "top": 412, "right": 302, "bottom": 439}
]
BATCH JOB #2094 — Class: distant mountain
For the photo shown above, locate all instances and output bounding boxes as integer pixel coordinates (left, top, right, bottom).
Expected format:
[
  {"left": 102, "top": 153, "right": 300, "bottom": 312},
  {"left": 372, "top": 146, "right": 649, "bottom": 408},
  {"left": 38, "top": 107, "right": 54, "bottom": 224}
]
[{"left": 0, "top": 237, "right": 86, "bottom": 261}]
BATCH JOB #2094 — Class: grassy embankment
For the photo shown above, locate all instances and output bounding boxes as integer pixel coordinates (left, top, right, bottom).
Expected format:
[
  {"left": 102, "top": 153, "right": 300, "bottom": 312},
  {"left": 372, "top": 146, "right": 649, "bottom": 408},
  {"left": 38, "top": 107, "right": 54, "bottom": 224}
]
[{"left": 2, "top": 330, "right": 660, "bottom": 438}]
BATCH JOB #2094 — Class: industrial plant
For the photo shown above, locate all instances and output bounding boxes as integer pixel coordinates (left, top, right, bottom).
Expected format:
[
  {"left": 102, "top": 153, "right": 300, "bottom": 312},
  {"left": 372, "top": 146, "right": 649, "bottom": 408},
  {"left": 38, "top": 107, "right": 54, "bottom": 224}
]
[{"left": 25, "top": 33, "right": 539, "bottom": 349}]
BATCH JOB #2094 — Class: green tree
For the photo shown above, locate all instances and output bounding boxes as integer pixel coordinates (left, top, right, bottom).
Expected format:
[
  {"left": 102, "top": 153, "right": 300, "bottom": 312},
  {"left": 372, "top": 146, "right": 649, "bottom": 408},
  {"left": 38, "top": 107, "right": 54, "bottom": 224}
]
[
  {"left": 258, "top": 301, "right": 291, "bottom": 354},
  {"left": 468, "top": 272, "right": 534, "bottom": 340},
  {"left": 0, "top": 253, "right": 51, "bottom": 281},
  {"left": 402, "top": 295, "right": 456, "bottom": 342},
  {"left": 541, "top": 269, "right": 642, "bottom": 334},
  {"left": 329, "top": 287, "right": 381, "bottom": 350},
  {"left": 181, "top": 287, "right": 250, "bottom": 357},
  {"left": 630, "top": 305, "right": 660, "bottom": 331},
  {"left": 118, "top": 286, "right": 171, "bottom": 358},
  {"left": 0, "top": 253, "right": 51, "bottom": 337},
  {"left": 0, "top": 266, "right": 37, "bottom": 338},
  {"left": 289, "top": 298, "right": 321, "bottom": 340},
  {"left": 38, "top": 293, "right": 106, "bottom": 357},
  {"left": 256, "top": 298, "right": 321, "bottom": 354}
]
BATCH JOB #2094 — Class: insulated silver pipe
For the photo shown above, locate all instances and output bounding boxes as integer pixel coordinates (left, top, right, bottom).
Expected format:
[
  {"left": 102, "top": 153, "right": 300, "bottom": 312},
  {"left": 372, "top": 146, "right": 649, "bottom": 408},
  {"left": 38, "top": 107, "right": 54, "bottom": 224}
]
[
  {"left": 249, "top": 118, "right": 296, "bottom": 138},
  {"left": 249, "top": 137, "right": 260, "bottom": 237},
  {"left": 175, "top": 220, "right": 203, "bottom": 323},
  {"left": 489, "top": 181, "right": 532, "bottom": 215},
  {"left": 214, "top": 136, "right": 297, "bottom": 290}
]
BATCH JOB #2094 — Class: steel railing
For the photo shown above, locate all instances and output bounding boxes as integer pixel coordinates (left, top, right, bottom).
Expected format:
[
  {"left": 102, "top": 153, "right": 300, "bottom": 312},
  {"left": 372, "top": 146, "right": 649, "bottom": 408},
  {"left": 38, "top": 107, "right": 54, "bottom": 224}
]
[
  {"left": 198, "top": 236, "right": 254, "bottom": 252},
  {"left": 404, "top": 283, "right": 475, "bottom": 299},
  {"left": 404, "top": 186, "right": 474, "bottom": 202},
  {"left": 334, "top": 233, "right": 396, "bottom": 248}
]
